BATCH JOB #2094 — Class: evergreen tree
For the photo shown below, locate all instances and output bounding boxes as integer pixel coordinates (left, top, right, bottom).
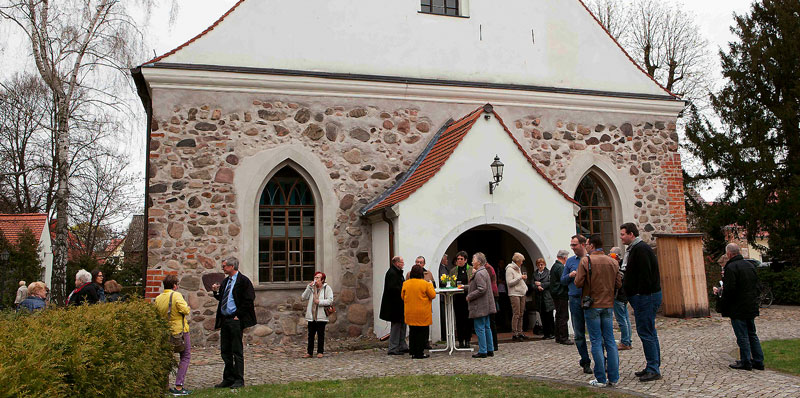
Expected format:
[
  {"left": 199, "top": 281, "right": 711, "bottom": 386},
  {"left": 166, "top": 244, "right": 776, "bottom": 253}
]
[
  {"left": 684, "top": 0, "right": 800, "bottom": 261},
  {"left": 0, "top": 229, "right": 44, "bottom": 308}
]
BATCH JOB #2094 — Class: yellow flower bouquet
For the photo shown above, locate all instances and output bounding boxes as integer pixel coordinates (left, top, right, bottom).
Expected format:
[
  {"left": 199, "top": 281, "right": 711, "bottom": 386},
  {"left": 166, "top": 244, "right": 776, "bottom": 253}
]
[{"left": 440, "top": 273, "right": 457, "bottom": 288}]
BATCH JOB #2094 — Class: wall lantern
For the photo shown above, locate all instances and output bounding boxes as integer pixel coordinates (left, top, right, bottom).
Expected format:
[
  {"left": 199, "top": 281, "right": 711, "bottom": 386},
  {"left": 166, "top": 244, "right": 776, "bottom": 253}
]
[
  {"left": 0, "top": 250, "right": 9, "bottom": 264},
  {"left": 489, "top": 155, "right": 504, "bottom": 195}
]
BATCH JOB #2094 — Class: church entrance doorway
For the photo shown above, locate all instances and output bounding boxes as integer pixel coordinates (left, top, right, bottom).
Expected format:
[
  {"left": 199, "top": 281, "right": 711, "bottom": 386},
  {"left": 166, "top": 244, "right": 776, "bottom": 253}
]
[{"left": 442, "top": 225, "right": 539, "bottom": 334}]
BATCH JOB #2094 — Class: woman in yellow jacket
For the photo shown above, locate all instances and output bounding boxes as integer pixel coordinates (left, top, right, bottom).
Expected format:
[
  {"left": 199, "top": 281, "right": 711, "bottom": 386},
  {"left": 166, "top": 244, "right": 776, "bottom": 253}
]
[
  {"left": 402, "top": 264, "right": 437, "bottom": 359},
  {"left": 154, "top": 275, "right": 192, "bottom": 395}
]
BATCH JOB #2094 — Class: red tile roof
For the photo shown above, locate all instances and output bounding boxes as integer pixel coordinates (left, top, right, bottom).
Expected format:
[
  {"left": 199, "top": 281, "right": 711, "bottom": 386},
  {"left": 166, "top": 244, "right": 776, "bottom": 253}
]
[
  {"left": 142, "top": 0, "right": 677, "bottom": 99},
  {"left": 0, "top": 213, "right": 48, "bottom": 245},
  {"left": 361, "top": 104, "right": 579, "bottom": 216}
]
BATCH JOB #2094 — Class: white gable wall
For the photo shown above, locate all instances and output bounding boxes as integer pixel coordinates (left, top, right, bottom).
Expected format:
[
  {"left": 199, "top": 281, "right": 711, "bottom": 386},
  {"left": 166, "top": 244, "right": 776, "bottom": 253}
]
[
  {"left": 371, "top": 113, "right": 576, "bottom": 337},
  {"left": 157, "top": 0, "right": 669, "bottom": 97}
]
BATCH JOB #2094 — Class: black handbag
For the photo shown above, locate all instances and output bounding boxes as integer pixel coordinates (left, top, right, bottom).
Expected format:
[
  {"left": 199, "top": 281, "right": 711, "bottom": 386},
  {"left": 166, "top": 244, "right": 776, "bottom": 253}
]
[
  {"left": 167, "top": 292, "right": 186, "bottom": 353},
  {"left": 581, "top": 256, "right": 594, "bottom": 309}
]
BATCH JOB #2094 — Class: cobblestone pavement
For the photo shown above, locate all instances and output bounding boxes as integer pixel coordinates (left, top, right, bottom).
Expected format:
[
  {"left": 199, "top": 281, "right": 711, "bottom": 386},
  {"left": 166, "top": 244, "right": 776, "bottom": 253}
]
[{"left": 179, "top": 306, "right": 800, "bottom": 397}]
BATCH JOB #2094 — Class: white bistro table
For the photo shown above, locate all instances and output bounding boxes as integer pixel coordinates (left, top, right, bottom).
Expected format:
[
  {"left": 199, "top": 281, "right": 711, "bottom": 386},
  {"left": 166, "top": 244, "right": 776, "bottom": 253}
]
[{"left": 430, "top": 287, "right": 473, "bottom": 355}]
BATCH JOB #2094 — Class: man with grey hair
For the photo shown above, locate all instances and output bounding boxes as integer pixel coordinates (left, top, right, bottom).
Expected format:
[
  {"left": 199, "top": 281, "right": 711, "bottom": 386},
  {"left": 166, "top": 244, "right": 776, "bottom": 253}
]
[
  {"left": 719, "top": 243, "right": 764, "bottom": 371},
  {"left": 212, "top": 257, "right": 257, "bottom": 388},
  {"left": 14, "top": 280, "right": 28, "bottom": 310},
  {"left": 550, "top": 249, "right": 573, "bottom": 345},
  {"left": 68, "top": 269, "right": 99, "bottom": 306},
  {"left": 380, "top": 256, "right": 408, "bottom": 355}
]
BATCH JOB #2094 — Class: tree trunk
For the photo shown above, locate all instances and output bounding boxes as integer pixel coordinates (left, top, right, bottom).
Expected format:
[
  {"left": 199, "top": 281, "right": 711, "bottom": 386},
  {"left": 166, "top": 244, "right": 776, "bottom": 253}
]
[{"left": 50, "top": 94, "right": 70, "bottom": 305}]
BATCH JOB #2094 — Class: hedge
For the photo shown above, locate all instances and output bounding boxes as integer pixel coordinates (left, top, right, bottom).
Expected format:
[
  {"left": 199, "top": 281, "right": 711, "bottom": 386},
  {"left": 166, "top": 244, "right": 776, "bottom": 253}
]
[
  {"left": 758, "top": 267, "right": 800, "bottom": 305},
  {"left": 0, "top": 300, "right": 175, "bottom": 398}
]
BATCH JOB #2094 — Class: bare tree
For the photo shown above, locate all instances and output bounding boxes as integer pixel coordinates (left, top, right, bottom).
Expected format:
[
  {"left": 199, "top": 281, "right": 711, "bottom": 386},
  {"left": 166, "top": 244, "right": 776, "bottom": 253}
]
[
  {"left": 0, "top": 0, "right": 172, "bottom": 303},
  {"left": 69, "top": 147, "right": 137, "bottom": 260},
  {"left": 586, "top": 0, "right": 713, "bottom": 103},
  {"left": 0, "top": 73, "right": 55, "bottom": 213}
]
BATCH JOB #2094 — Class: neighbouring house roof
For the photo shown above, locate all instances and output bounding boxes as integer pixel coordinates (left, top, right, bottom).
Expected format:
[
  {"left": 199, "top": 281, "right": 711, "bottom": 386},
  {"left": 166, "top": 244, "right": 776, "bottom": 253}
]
[
  {"left": 361, "top": 104, "right": 579, "bottom": 216},
  {"left": 122, "top": 215, "right": 145, "bottom": 253},
  {"left": 0, "top": 213, "right": 48, "bottom": 246},
  {"left": 139, "top": 0, "right": 678, "bottom": 100}
]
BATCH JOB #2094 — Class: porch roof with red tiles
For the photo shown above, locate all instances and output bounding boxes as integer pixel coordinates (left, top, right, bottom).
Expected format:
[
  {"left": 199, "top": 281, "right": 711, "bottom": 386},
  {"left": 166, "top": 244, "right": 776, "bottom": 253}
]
[
  {"left": 0, "top": 213, "right": 48, "bottom": 245},
  {"left": 361, "top": 104, "right": 579, "bottom": 216}
]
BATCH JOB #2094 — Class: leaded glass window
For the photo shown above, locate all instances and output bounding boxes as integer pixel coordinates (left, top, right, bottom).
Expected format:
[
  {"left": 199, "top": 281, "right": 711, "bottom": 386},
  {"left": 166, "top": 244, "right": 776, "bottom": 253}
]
[
  {"left": 258, "top": 167, "right": 315, "bottom": 283},
  {"left": 575, "top": 174, "right": 614, "bottom": 252},
  {"left": 421, "top": 0, "right": 459, "bottom": 16}
]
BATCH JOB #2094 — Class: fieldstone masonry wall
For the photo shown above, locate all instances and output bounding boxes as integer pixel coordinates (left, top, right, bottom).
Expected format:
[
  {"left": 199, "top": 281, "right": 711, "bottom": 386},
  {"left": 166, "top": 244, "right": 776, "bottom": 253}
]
[
  {"left": 512, "top": 116, "right": 688, "bottom": 243},
  {"left": 146, "top": 96, "right": 437, "bottom": 346},
  {"left": 144, "top": 93, "right": 687, "bottom": 346}
]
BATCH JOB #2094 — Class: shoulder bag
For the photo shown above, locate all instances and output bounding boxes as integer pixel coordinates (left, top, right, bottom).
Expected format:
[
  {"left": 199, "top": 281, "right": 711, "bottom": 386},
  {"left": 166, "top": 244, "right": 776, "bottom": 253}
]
[
  {"left": 323, "top": 286, "right": 336, "bottom": 316},
  {"left": 167, "top": 292, "right": 186, "bottom": 353}
]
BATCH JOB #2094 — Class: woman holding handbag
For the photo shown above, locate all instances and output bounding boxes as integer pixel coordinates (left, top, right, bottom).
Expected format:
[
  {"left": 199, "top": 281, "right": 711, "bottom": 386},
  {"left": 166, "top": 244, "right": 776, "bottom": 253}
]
[
  {"left": 302, "top": 272, "right": 334, "bottom": 358},
  {"left": 154, "top": 275, "right": 192, "bottom": 396}
]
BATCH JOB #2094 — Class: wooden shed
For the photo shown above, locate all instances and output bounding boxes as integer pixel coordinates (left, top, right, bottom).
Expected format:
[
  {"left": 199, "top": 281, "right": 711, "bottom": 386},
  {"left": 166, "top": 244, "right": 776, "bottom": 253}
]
[{"left": 654, "top": 233, "right": 709, "bottom": 318}]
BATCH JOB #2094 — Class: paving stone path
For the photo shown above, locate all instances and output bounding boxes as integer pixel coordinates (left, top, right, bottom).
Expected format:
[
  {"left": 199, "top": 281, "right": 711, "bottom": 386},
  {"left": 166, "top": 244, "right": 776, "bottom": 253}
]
[{"left": 179, "top": 306, "right": 800, "bottom": 397}]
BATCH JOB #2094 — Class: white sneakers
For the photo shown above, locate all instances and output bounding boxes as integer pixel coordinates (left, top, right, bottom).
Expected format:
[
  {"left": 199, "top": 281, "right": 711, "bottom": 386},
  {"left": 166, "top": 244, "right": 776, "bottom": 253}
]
[{"left": 589, "top": 379, "right": 607, "bottom": 387}]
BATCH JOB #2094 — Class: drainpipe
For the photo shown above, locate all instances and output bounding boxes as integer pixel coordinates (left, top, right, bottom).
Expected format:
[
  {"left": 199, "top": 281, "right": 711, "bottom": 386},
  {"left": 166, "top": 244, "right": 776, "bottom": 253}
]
[{"left": 381, "top": 210, "right": 395, "bottom": 261}]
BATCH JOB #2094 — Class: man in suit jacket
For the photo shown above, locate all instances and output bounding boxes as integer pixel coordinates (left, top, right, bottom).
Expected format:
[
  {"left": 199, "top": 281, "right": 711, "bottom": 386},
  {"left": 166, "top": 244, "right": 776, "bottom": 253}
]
[
  {"left": 620, "top": 223, "right": 662, "bottom": 382},
  {"left": 212, "top": 257, "right": 257, "bottom": 389},
  {"left": 719, "top": 243, "right": 764, "bottom": 371},
  {"left": 380, "top": 256, "right": 408, "bottom": 355}
]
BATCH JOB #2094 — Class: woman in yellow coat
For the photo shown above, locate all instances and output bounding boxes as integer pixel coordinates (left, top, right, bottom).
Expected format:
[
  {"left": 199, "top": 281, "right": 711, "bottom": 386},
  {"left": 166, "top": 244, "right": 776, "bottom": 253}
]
[{"left": 402, "top": 264, "right": 437, "bottom": 359}]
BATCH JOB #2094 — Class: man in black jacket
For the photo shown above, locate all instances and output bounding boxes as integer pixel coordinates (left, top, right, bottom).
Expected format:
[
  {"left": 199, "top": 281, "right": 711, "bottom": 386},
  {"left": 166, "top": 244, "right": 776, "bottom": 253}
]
[
  {"left": 620, "top": 223, "right": 662, "bottom": 382},
  {"left": 719, "top": 243, "right": 764, "bottom": 371},
  {"left": 212, "top": 257, "right": 257, "bottom": 388},
  {"left": 380, "top": 256, "right": 408, "bottom": 355},
  {"left": 550, "top": 250, "right": 572, "bottom": 345}
]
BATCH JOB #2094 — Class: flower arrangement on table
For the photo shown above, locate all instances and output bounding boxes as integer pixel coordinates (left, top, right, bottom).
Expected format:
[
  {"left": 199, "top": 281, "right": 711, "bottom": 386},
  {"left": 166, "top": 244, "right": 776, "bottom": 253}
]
[{"left": 440, "top": 274, "right": 458, "bottom": 288}]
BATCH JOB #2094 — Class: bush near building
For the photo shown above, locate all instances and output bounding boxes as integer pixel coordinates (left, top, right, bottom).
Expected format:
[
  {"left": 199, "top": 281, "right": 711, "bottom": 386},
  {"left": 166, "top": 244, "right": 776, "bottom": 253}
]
[
  {"left": 758, "top": 267, "right": 800, "bottom": 305},
  {"left": 0, "top": 300, "right": 175, "bottom": 397}
]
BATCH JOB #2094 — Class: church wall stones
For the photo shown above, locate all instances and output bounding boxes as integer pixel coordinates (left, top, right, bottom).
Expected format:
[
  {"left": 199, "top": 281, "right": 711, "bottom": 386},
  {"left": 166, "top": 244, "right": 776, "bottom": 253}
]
[{"left": 145, "top": 90, "right": 684, "bottom": 345}]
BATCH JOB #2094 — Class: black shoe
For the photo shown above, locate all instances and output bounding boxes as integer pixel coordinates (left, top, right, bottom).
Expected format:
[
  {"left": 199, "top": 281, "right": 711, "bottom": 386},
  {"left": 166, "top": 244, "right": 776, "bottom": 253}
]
[
  {"left": 399, "top": 348, "right": 410, "bottom": 353},
  {"left": 753, "top": 362, "right": 765, "bottom": 370},
  {"left": 520, "top": 334, "right": 530, "bottom": 341},
  {"left": 729, "top": 361, "right": 752, "bottom": 371},
  {"left": 487, "top": 351, "right": 494, "bottom": 357},
  {"left": 472, "top": 353, "right": 487, "bottom": 358},
  {"left": 639, "top": 372, "right": 662, "bottom": 382},
  {"left": 634, "top": 369, "right": 648, "bottom": 377},
  {"left": 214, "top": 381, "right": 233, "bottom": 388},
  {"left": 229, "top": 382, "right": 245, "bottom": 389},
  {"left": 583, "top": 363, "right": 593, "bottom": 374},
  {"left": 511, "top": 335, "right": 520, "bottom": 342},
  {"left": 557, "top": 339, "right": 574, "bottom": 345},
  {"left": 412, "top": 354, "right": 430, "bottom": 359},
  {"left": 543, "top": 335, "right": 555, "bottom": 340},
  {"left": 388, "top": 351, "right": 404, "bottom": 356}
]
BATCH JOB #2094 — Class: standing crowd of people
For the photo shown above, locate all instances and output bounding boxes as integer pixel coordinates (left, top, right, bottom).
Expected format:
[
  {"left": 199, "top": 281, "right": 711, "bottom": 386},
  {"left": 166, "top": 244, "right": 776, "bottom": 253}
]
[{"left": 9, "top": 221, "right": 770, "bottom": 394}]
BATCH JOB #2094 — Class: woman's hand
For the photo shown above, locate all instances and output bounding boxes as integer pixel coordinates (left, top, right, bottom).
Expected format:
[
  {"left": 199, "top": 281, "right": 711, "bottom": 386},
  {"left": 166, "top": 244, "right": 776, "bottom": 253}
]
[
  {"left": 313, "top": 297, "right": 319, "bottom": 304},
  {"left": 538, "top": 286, "right": 544, "bottom": 291},
  {"left": 521, "top": 274, "right": 528, "bottom": 280},
  {"left": 534, "top": 281, "right": 541, "bottom": 287}
]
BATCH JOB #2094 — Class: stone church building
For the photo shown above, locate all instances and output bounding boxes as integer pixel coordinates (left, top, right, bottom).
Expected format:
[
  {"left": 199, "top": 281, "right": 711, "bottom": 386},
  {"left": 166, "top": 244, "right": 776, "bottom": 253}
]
[{"left": 133, "top": 0, "right": 688, "bottom": 344}]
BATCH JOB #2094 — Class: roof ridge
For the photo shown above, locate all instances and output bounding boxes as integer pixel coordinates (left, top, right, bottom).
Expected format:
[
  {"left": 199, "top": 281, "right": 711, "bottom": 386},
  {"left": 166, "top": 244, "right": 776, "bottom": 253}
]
[
  {"left": 575, "top": 0, "right": 679, "bottom": 99},
  {"left": 143, "top": 0, "right": 248, "bottom": 65}
]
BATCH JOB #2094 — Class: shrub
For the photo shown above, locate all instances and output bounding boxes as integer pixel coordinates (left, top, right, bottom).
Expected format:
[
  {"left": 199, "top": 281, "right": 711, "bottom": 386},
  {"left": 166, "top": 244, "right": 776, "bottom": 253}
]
[
  {"left": 758, "top": 267, "right": 800, "bottom": 305},
  {"left": 0, "top": 300, "right": 175, "bottom": 398}
]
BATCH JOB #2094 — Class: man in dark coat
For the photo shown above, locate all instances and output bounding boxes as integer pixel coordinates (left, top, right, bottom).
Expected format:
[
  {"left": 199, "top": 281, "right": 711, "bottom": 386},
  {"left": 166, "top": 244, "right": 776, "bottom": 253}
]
[
  {"left": 380, "top": 256, "right": 408, "bottom": 355},
  {"left": 719, "top": 243, "right": 764, "bottom": 371},
  {"left": 620, "top": 222, "right": 662, "bottom": 382},
  {"left": 212, "top": 257, "right": 257, "bottom": 389},
  {"left": 550, "top": 250, "right": 572, "bottom": 345}
]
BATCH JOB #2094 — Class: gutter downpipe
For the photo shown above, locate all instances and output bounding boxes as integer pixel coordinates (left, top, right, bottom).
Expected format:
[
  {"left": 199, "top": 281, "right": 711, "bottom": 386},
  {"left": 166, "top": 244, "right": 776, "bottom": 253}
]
[{"left": 381, "top": 209, "right": 395, "bottom": 262}]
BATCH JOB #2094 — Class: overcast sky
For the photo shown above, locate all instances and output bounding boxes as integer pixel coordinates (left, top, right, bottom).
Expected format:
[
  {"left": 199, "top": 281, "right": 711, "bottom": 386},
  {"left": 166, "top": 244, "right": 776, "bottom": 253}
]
[{"left": 1, "top": 0, "right": 759, "bottom": 203}]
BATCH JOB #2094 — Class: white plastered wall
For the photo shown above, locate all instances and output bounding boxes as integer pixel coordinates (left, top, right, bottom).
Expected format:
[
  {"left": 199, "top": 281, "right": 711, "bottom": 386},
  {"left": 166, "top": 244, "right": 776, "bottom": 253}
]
[{"left": 370, "top": 112, "right": 576, "bottom": 338}]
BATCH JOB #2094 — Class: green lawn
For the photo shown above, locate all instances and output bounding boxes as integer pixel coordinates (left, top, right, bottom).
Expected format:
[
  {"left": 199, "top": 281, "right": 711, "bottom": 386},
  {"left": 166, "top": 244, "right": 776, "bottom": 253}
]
[
  {"left": 188, "top": 375, "right": 632, "bottom": 398},
  {"left": 762, "top": 339, "right": 800, "bottom": 376}
]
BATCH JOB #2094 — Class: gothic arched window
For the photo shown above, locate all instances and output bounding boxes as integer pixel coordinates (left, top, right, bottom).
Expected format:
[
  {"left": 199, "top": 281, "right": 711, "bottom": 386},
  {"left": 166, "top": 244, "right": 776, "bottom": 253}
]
[
  {"left": 574, "top": 174, "right": 614, "bottom": 252},
  {"left": 258, "top": 167, "right": 315, "bottom": 283}
]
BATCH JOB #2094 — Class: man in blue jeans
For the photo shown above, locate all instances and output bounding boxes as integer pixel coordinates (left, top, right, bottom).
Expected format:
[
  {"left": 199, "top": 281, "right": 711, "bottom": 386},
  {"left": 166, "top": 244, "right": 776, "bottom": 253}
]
[
  {"left": 718, "top": 243, "right": 764, "bottom": 371},
  {"left": 575, "top": 234, "right": 622, "bottom": 387},
  {"left": 562, "top": 234, "right": 592, "bottom": 374},
  {"left": 620, "top": 223, "right": 662, "bottom": 382}
]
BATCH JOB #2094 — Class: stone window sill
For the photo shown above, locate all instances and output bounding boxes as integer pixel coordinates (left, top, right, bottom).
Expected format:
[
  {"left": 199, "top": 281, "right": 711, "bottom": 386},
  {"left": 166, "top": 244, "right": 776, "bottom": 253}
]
[
  {"left": 417, "top": 11, "right": 469, "bottom": 19},
  {"left": 254, "top": 282, "right": 308, "bottom": 291}
]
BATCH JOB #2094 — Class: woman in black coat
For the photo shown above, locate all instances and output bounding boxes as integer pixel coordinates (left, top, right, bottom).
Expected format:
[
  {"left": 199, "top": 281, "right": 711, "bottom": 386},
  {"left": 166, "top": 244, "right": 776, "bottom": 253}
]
[{"left": 533, "top": 258, "right": 555, "bottom": 339}]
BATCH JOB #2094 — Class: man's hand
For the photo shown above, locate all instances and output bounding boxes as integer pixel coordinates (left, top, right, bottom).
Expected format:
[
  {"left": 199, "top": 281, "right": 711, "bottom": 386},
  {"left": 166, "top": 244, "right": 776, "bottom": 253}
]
[
  {"left": 569, "top": 271, "right": 577, "bottom": 278},
  {"left": 534, "top": 281, "right": 541, "bottom": 287},
  {"left": 212, "top": 283, "right": 220, "bottom": 292},
  {"left": 538, "top": 286, "right": 543, "bottom": 291}
]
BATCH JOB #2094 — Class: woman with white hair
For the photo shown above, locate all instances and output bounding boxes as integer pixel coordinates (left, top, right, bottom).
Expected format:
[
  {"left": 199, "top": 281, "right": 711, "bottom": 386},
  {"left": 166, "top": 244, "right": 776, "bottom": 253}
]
[
  {"left": 67, "top": 269, "right": 99, "bottom": 306},
  {"left": 18, "top": 282, "right": 47, "bottom": 312}
]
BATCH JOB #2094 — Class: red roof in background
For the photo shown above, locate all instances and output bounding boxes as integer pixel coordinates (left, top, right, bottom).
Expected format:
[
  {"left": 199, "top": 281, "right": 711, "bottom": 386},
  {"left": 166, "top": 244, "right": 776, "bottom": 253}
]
[
  {"left": 141, "top": 0, "right": 677, "bottom": 99},
  {"left": 0, "top": 213, "right": 48, "bottom": 245},
  {"left": 361, "top": 104, "right": 579, "bottom": 215}
]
